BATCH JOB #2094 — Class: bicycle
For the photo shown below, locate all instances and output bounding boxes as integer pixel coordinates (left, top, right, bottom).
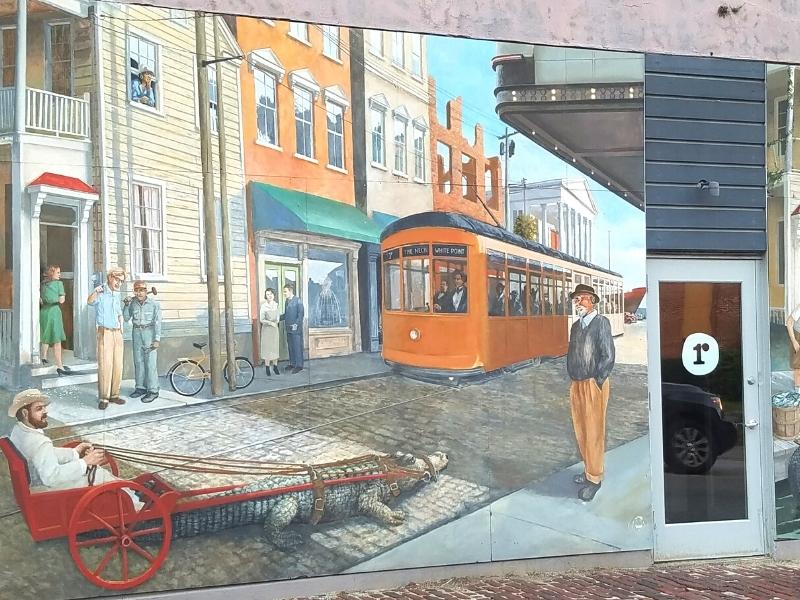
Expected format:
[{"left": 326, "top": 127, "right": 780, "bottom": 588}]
[{"left": 167, "top": 341, "right": 255, "bottom": 397}]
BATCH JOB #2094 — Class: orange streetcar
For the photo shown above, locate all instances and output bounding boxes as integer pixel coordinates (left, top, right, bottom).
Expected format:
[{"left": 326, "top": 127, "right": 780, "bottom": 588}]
[{"left": 380, "top": 212, "right": 623, "bottom": 381}]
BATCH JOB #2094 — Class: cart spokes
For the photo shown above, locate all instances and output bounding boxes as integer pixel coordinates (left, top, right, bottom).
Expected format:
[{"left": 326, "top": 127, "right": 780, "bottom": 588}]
[{"left": 68, "top": 480, "right": 172, "bottom": 591}]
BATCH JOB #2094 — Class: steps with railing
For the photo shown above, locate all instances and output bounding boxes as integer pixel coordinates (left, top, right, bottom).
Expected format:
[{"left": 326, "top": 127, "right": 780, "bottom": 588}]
[{"left": 0, "top": 87, "right": 90, "bottom": 139}]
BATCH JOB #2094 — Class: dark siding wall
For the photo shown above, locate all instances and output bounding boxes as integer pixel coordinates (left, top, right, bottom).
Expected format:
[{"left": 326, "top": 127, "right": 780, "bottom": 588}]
[{"left": 644, "top": 55, "right": 766, "bottom": 253}]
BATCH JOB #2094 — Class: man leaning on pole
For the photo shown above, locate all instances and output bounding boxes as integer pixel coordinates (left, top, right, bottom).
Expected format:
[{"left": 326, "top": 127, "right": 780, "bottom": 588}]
[{"left": 87, "top": 267, "right": 126, "bottom": 411}]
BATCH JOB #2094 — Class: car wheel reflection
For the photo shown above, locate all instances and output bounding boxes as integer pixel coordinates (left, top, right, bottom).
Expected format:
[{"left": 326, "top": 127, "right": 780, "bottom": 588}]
[{"left": 666, "top": 421, "right": 714, "bottom": 473}]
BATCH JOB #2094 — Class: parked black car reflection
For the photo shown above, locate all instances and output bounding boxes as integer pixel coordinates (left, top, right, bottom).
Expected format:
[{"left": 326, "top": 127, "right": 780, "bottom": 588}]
[{"left": 662, "top": 383, "right": 738, "bottom": 474}]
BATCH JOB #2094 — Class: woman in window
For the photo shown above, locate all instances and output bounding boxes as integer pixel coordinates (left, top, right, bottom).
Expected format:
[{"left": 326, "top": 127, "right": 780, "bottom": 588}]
[
  {"left": 39, "top": 265, "right": 70, "bottom": 376},
  {"left": 259, "top": 288, "right": 281, "bottom": 376}
]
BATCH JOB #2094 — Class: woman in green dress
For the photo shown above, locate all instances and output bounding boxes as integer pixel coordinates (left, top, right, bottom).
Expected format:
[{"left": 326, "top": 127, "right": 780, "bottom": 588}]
[{"left": 40, "top": 265, "right": 70, "bottom": 375}]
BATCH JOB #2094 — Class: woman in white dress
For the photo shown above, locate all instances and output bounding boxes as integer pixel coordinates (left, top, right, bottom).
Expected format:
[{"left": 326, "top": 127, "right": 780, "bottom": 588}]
[{"left": 259, "top": 288, "right": 280, "bottom": 375}]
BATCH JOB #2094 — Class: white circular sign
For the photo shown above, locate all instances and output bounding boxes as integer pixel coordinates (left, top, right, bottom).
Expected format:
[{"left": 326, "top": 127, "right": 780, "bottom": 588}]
[{"left": 681, "top": 333, "right": 719, "bottom": 376}]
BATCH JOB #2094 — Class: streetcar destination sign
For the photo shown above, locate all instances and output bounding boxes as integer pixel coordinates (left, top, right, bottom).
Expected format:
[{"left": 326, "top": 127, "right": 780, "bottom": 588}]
[
  {"left": 382, "top": 248, "right": 400, "bottom": 261},
  {"left": 432, "top": 244, "right": 467, "bottom": 257},
  {"left": 402, "top": 244, "right": 430, "bottom": 257}
]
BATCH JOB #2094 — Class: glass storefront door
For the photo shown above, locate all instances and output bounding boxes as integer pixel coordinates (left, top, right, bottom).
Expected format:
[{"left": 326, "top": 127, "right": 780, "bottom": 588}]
[
  {"left": 264, "top": 263, "right": 299, "bottom": 362},
  {"left": 648, "top": 259, "right": 767, "bottom": 560}
]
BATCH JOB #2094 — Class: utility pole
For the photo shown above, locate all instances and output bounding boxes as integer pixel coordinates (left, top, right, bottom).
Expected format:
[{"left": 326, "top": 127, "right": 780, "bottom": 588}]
[
  {"left": 498, "top": 127, "right": 519, "bottom": 230},
  {"left": 195, "top": 11, "right": 223, "bottom": 396},
  {"left": 212, "top": 16, "right": 237, "bottom": 391}
]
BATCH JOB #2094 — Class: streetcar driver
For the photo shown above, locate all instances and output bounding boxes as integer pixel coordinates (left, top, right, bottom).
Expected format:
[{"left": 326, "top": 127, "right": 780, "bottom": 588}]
[{"left": 8, "top": 389, "right": 144, "bottom": 510}]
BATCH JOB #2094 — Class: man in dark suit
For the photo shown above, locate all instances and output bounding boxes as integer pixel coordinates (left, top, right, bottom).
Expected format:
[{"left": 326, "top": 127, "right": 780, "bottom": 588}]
[
  {"left": 450, "top": 271, "right": 468, "bottom": 313},
  {"left": 433, "top": 280, "right": 451, "bottom": 313},
  {"left": 280, "top": 283, "right": 305, "bottom": 374}
]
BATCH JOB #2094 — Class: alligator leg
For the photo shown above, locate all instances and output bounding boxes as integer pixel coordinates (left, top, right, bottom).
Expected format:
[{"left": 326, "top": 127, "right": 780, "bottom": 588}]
[
  {"left": 263, "top": 496, "right": 303, "bottom": 550},
  {"left": 357, "top": 487, "right": 406, "bottom": 526}
]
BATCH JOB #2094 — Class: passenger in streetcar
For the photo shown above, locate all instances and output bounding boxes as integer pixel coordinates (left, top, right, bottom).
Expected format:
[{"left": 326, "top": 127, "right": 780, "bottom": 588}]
[
  {"left": 433, "top": 280, "right": 451, "bottom": 313},
  {"left": 451, "top": 271, "right": 468, "bottom": 313}
]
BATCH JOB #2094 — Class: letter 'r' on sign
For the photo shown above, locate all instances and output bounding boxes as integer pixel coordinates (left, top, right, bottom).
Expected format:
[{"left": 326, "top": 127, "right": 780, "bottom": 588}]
[{"left": 681, "top": 333, "right": 720, "bottom": 376}]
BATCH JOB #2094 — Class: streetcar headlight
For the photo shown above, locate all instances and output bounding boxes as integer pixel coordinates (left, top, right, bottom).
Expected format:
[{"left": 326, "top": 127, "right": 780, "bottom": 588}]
[{"left": 409, "top": 328, "right": 421, "bottom": 341}]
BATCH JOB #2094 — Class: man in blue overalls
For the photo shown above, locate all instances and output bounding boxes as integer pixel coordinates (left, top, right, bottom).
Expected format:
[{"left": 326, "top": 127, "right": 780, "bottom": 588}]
[{"left": 123, "top": 280, "right": 162, "bottom": 402}]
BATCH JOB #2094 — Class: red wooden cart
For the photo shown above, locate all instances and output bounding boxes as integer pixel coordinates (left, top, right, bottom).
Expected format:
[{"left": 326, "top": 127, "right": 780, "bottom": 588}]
[{"left": 0, "top": 437, "right": 433, "bottom": 591}]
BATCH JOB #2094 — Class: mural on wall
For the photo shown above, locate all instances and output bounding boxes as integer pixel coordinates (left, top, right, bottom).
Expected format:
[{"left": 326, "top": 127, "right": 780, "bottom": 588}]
[
  {"left": 767, "top": 64, "right": 800, "bottom": 540},
  {"left": 0, "top": 4, "right": 647, "bottom": 597}
]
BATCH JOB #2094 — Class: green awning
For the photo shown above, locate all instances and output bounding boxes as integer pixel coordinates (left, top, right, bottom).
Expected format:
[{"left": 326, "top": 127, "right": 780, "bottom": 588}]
[{"left": 250, "top": 182, "right": 383, "bottom": 244}]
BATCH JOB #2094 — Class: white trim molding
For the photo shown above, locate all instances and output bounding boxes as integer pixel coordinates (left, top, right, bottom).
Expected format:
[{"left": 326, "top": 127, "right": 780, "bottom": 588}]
[
  {"left": 249, "top": 47, "right": 286, "bottom": 82},
  {"left": 289, "top": 68, "right": 321, "bottom": 97}
]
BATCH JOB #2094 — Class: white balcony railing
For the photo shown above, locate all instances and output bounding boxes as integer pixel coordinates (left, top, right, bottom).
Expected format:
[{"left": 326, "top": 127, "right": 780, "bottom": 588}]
[
  {"left": 0, "top": 309, "right": 12, "bottom": 365},
  {"left": 0, "top": 87, "right": 90, "bottom": 139}
]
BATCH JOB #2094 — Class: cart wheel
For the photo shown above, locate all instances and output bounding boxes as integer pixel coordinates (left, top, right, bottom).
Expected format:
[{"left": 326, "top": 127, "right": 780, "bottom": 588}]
[
  {"left": 68, "top": 480, "right": 172, "bottom": 591},
  {"left": 223, "top": 356, "right": 255, "bottom": 389},
  {"left": 169, "top": 359, "right": 206, "bottom": 396}
]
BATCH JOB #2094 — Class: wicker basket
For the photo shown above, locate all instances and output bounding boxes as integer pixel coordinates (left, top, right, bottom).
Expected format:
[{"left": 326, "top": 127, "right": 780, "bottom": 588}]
[{"left": 773, "top": 405, "right": 800, "bottom": 440}]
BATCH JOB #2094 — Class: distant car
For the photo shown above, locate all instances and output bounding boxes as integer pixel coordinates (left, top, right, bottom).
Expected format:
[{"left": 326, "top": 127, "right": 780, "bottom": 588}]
[
  {"left": 662, "top": 382, "right": 738, "bottom": 474},
  {"left": 624, "top": 312, "right": 638, "bottom": 324}
]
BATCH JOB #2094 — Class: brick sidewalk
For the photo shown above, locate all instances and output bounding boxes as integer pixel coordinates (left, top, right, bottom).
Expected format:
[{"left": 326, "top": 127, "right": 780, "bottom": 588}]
[{"left": 296, "top": 561, "right": 800, "bottom": 599}]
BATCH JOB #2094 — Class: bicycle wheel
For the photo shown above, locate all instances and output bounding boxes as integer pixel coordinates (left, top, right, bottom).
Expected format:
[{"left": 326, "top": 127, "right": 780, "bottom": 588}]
[
  {"left": 223, "top": 356, "right": 255, "bottom": 389},
  {"left": 169, "top": 359, "right": 206, "bottom": 396}
]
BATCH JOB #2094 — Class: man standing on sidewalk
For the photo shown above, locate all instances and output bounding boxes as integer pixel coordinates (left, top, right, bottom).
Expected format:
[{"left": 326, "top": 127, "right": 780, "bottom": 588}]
[
  {"left": 280, "top": 283, "right": 305, "bottom": 374},
  {"left": 88, "top": 267, "right": 126, "bottom": 411},
  {"left": 566, "top": 283, "right": 615, "bottom": 502},
  {"left": 123, "top": 280, "right": 162, "bottom": 403}
]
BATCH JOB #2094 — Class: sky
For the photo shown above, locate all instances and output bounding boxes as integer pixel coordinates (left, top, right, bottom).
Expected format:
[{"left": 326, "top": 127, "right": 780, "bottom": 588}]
[{"left": 425, "top": 34, "right": 646, "bottom": 293}]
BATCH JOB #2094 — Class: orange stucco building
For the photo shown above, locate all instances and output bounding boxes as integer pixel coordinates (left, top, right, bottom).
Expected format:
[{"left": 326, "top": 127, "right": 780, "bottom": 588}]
[
  {"left": 428, "top": 77, "right": 503, "bottom": 225},
  {"left": 231, "top": 18, "right": 382, "bottom": 362}
]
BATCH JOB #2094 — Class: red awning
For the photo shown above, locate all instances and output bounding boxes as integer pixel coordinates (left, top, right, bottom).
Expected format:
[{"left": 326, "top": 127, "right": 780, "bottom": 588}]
[{"left": 28, "top": 172, "right": 97, "bottom": 195}]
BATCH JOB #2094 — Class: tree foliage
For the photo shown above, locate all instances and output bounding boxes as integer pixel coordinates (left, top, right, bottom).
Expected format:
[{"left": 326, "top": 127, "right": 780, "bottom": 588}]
[{"left": 513, "top": 213, "right": 539, "bottom": 241}]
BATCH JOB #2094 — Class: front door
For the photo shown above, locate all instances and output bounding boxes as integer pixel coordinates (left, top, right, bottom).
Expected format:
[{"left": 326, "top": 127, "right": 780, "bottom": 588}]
[
  {"left": 40, "top": 221, "right": 75, "bottom": 351},
  {"left": 263, "top": 263, "right": 299, "bottom": 362},
  {"left": 648, "top": 258, "right": 767, "bottom": 560}
]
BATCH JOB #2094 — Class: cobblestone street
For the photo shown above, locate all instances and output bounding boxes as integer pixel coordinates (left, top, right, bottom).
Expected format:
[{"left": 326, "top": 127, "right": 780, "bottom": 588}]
[{"left": 0, "top": 355, "right": 648, "bottom": 599}]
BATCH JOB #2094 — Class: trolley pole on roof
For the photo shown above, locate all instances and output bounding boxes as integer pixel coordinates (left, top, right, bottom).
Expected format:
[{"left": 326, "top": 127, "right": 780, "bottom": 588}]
[{"left": 195, "top": 11, "right": 224, "bottom": 396}]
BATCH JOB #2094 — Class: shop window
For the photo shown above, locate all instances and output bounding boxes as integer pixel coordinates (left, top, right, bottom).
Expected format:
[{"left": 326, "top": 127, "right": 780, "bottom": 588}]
[
  {"left": 432, "top": 259, "right": 467, "bottom": 313},
  {"left": 131, "top": 182, "right": 164, "bottom": 276},
  {"left": 383, "top": 259, "right": 401, "bottom": 311},
  {"left": 129, "top": 34, "right": 159, "bottom": 109},
  {"left": 262, "top": 240, "right": 299, "bottom": 258},
  {"left": 255, "top": 68, "right": 279, "bottom": 146},
  {"left": 308, "top": 248, "right": 349, "bottom": 328},
  {"left": 403, "top": 258, "right": 430, "bottom": 312},
  {"left": 487, "top": 252, "right": 506, "bottom": 316}
]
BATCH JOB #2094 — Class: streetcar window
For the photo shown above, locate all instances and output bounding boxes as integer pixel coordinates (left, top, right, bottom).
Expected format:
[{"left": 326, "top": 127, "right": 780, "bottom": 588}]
[
  {"left": 563, "top": 270, "right": 573, "bottom": 315},
  {"left": 383, "top": 261, "right": 401, "bottom": 311},
  {"left": 542, "top": 266, "right": 555, "bottom": 315},
  {"left": 403, "top": 258, "right": 431, "bottom": 312},
  {"left": 529, "top": 270, "right": 541, "bottom": 315},
  {"left": 487, "top": 253, "right": 506, "bottom": 317},
  {"left": 554, "top": 270, "right": 565, "bottom": 315},
  {"left": 432, "top": 259, "right": 468, "bottom": 313},
  {"left": 508, "top": 269, "right": 526, "bottom": 316}
]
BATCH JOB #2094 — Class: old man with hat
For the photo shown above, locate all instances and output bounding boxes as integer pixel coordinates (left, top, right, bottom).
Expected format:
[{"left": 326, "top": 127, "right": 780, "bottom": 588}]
[
  {"left": 88, "top": 267, "right": 126, "bottom": 410},
  {"left": 123, "top": 280, "right": 162, "bottom": 403},
  {"left": 131, "top": 65, "right": 157, "bottom": 107},
  {"left": 566, "top": 283, "right": 616, "bottom": 502},
  {"left": 7, "top": 390, "right": 141, "bottom": 509}
]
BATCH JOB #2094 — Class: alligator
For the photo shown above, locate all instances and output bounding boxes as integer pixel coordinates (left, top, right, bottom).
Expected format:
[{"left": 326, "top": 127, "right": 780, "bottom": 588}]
[{"left": 168, "top": 450, "right": 449, "bottom": 549}]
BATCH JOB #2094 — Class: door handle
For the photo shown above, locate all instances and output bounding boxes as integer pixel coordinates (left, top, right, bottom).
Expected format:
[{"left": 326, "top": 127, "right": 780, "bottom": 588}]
[
  {"left": 744, "top": 419, "right": 759, "bottom": 429},
  {"left": 746, "top": 376, "right": 756, "bottom": 385}
]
